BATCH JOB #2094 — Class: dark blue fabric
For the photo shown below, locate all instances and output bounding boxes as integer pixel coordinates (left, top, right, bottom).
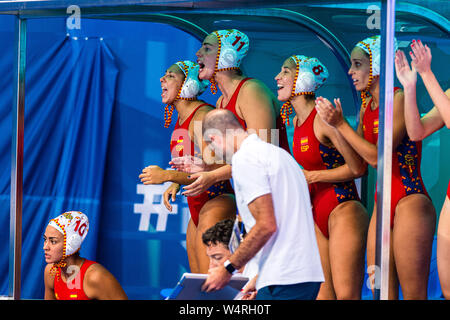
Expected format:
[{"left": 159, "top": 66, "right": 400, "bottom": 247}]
[
  {"left": 0, "top": 33, "right": 118, "bottom": 299},
  {"left": 256, "top": 282, "right": 321, "bottom": 300}
]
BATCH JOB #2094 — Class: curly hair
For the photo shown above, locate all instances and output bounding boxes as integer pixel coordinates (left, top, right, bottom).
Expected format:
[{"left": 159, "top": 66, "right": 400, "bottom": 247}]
[{"left": 202, "top": 219, "right": 235, "bottom": 246}]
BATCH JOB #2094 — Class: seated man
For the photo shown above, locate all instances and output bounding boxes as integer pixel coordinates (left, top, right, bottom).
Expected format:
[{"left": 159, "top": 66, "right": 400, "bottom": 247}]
[
  {"left": 43, "top": 211, "right": 127, "bottom": 300},
  {"left": 202, "top": 219, "right": 258, "bottom": 299}
]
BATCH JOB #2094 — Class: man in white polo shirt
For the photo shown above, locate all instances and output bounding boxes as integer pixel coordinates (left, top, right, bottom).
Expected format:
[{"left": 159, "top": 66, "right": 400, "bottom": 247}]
[{"left": 201, "top": 109, "right": 324, "bottom": 300}]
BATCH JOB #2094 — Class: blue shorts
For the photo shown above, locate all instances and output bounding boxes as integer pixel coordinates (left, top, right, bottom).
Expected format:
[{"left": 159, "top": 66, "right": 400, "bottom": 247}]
[{"left": 255, "top": 282, "right": 321, "bottom": 300}]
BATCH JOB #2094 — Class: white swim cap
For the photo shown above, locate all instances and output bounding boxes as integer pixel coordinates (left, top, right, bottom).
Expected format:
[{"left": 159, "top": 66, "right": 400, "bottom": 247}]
[
  {"left": 280, "top": 55, "right": 328, "bottom": 125},
  {"left": 290, "top": 55, "right": 328, "bottom": 94},
  {"left": 164, "top": 60, "right": 209, "bottom": 128},
  {"left": 48, "top": 211, "right": 89, "bottom": 259},
  {"left": 355, "top": 35, "right": 398, "bottom": 107},
  {"left": 209, "top": 29, "right": 249, "bottom": 94},
  {"left": 213, "top": 29, "right": 249, "bottom": 70},
  {"left": 175, "top": 60, "right": 209, "bottom": 99}
]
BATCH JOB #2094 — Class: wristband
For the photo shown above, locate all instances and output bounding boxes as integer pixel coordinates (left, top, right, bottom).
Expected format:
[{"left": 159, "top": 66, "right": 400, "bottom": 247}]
[{"left": 224, "top": 259, "right": 237, "bottom": 275}]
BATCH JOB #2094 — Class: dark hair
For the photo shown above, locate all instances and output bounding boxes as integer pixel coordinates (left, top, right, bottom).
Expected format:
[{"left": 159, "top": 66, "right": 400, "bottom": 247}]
[
  {"left": 202, "top": 219, "right": 235, "bottom": 246},
  {"left": 305, "top": 93, "right": 316, "bottom": 102}
]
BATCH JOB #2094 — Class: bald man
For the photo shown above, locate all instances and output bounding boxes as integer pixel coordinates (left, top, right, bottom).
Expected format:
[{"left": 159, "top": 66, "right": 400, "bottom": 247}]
[{"left": 201, "top": 109, "right": 324, "bottom": 300}]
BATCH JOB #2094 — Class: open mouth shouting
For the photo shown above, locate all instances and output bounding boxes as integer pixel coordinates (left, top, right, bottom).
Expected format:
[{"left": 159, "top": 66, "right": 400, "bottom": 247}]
[
  {"left": 161, "top": 86, "right": 168, "bottom": 98},
  {"left": 197, "top": 60, "right": 206, "bottom": 73}
]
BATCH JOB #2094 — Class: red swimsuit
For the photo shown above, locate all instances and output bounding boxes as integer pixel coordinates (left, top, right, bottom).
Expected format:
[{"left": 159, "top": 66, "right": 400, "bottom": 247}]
[
  {"left": 293, "top": 108, "right": 361, "bottom": 238},
  {"left": 362, "top": 88, "right": 429, "bottom": 227},
  {"left": 53, "top": 259, "right": 97, "bottom": 300},
  {"left": 447, "top": 180, "right": 450, "bottom": 200},
  {"left": 170, "top": 103, "right": 234, "bottom": 226},
  {"left": 219, "top": 77, "right": 291, "bottom": 154}
]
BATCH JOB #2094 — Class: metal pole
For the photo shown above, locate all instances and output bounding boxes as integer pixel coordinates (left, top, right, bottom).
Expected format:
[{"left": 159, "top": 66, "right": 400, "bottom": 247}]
[
  {"left": 9, "top": 16, "right": 26, "bottom": 300},
  {"left": 375, "top": 0, "right": 395, "bottom": 300}
]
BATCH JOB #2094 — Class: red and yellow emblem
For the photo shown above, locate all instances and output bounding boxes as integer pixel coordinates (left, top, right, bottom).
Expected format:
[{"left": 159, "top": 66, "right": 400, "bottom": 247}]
[
  {"left": 300, "top": 137, "right": 309, "bottom": 152},
  {"left": 175, "top": 138, "right": 184, "bottom": 153},
  {"left": 373, "top": 120, "right": 379, "bottom": 134}
]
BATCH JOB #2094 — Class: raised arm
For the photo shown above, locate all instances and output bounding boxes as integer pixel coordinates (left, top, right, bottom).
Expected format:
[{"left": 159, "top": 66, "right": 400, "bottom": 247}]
[
  {"left": 395, "top": 49, "right": 445, "bottom": 141},
  {"left": 410, "top": 40, "right": 450, "bottom": 128}
]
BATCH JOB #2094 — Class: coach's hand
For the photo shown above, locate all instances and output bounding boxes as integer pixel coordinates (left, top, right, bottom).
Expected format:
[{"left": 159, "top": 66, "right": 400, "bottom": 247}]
[{"left": 202, "top": 265, "right": 232, "bottom": 293}]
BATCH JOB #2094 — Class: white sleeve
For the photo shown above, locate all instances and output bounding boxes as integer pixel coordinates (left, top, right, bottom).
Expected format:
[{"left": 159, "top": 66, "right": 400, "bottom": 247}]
[{"left": 233, "top": 153, "right": 272, "bottom": 206}]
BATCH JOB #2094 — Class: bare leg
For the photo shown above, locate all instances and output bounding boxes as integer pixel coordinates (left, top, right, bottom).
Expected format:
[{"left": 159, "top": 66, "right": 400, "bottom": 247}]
[
  {"left": 393, "top": 194, "right": 436, "bottom": 300},
  {"left": 366, "top": 205, "right": 399, "bottom": 299},
  {"left": 315, "top": 224, "right": 336, "bottom": 300},
  {"left": 437, "top": 196, "right": 450, "bottom": 299},
  {"left": 186, "top": 218, "right": 199, "bottom": 273},
  {"left": 328, "top": 200, "right": 369, "bottom": 299},
  {"left": 195, "top": 194, "right": 236, "bottom": 273}
]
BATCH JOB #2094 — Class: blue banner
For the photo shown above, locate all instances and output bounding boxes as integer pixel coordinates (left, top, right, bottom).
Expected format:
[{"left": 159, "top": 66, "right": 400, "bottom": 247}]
[{"left": 0, "top": 33, "right": 118, "bottom": 299}]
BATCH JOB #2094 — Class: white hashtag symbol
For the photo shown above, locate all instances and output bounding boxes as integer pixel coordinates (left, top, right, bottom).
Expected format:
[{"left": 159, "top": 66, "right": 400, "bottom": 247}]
[{"left": 133, "top": 183, "right": 178, "bottom": 232}]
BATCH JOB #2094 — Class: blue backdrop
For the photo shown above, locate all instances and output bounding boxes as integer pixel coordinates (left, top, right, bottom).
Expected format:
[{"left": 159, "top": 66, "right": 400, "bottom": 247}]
[
  {"left": 0, "top": 16, "right": 444, "bottom": 300},
  {"left": 0, "top": 18, "right": 117, "bottom": 298}
]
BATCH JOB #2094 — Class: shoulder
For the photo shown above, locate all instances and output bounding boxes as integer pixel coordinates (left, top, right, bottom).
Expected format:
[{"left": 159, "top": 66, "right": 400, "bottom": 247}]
[
  {"left": 192, "top": 102, "right": 213, "bottom": 121},
  {"left": 83, "top": 263, "right": 115, "bottom": 293},
  {"left": 44, "top": 264, "right": 56, "bottom": 289},
  {"left": 215, "top": 95, "right": 224, "bottom": 108},
  {"left": 83, "top": 261, "right": 127, "bottom": 300},
  {"left": 394, "top": 87, "right": 404, "bottom": 98},
  {"left": 240, "top": 78, "right": 271, "bottom": 96},
  {"left": 360, "top": 96, "right": 372, "bottom": 121},
  {"left": 238, "top": 79, "right": 276, "bottom": 115},
  {"left": 83, "top": 262, "right": 111, "bottom": 291},
  {"left": 44, "top": 263, "right": 53, "bottom": 274},
  {"left": 191, "top": 102, "right": 214, "bottom": 125},
  {"left": 44, "top": 264, "right": 56, "bottom": 280},
  {"left": 83, "top": 262, "right": 114, "bottom": 289},
  {"left": 394, "top": 87, "right": 404, "bottom": 102}
]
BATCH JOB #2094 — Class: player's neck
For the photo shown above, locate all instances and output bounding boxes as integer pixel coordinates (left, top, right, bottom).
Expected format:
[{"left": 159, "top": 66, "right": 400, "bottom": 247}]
[
  {"left": 215, "top": 71, "right": 245, "bottom": 102},
  {"left": 368, "top": 78, "right": 380, "bottom": 109},
  {"left": 61, "top": 255, "right": 85, "bottom": 277},
  {"left": 291, "top": 95, "right": 316, "bottom": 124},
  {"left": 174, "top": 99, "right": 201, "bottom": 124}
]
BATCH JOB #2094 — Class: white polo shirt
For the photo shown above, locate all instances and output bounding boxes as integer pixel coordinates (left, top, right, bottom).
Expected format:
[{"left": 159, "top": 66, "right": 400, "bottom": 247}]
[{"left": 231, "top": 134, "right": 324, "bottom": 290}]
